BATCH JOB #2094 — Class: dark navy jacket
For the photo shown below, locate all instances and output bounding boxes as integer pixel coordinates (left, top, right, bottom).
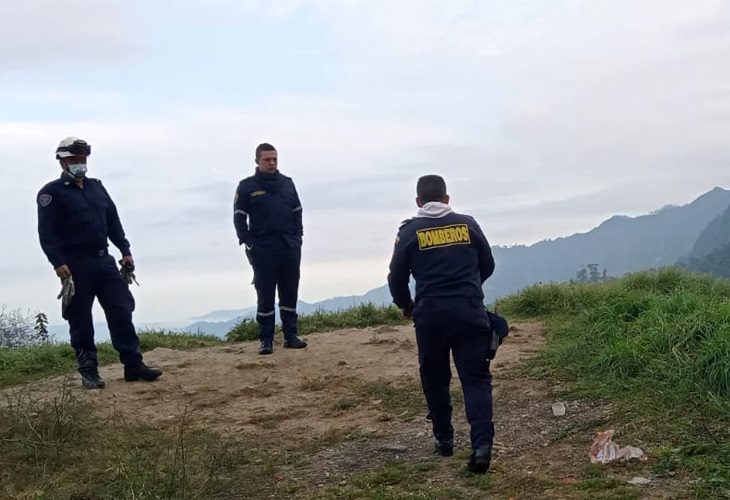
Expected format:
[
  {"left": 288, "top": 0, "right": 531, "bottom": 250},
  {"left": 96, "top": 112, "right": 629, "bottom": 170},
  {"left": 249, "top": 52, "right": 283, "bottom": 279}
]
[
  {"left": 388, "top": 210, "right": 495, "bottom": 309},
  {"left": 37, "top": 175, "right": 131, "bottom": 268},
  {"left": 234, "top": 169, "right": 303, "bottom": 247}
]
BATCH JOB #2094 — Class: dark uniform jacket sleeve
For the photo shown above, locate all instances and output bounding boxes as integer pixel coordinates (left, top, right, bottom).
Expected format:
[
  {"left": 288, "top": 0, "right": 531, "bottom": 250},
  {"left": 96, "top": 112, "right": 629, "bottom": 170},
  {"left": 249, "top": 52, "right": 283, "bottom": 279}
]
[
  {"left": 291, "top": 181, "right": 303, "bottom": 237},
  {"left": 99, "top": 182, "right": 131, "bottom": 257},
  {"left": 37, "top": 186, "right": 65, "bottom": 268},
  {"left": 233, "top": 182, "right": 251, "bottom": 246},
  {"left": 469, "top": 219, "right": 495, "bottom": 283},
  {"left": 387, "top": 224, "right": 414, "bottom": 308}
]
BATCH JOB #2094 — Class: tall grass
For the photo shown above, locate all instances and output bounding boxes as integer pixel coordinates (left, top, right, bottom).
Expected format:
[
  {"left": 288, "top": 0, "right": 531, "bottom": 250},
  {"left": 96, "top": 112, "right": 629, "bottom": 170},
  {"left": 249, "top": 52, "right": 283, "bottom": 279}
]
[
  {"left": 0, "top": 330, "right": 223, "bottom": 388},
  {"left": 0, "top": 385, "right": 254, "bottom": 499},
  {"left": 227, "top": 303, "right": 407, "bottom": 342},
  {"left": 499, "top": 267, "right": 730, "bottom": 495},
  {"left": 499, "top": 267, "right": 730, "bottom": 407}
]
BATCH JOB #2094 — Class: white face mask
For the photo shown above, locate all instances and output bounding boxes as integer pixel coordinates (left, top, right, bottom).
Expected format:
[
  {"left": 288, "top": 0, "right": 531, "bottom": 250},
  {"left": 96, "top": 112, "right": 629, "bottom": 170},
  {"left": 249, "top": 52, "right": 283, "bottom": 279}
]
[{"left": 66, "top": 163, "right": 87, "bottom": 179}]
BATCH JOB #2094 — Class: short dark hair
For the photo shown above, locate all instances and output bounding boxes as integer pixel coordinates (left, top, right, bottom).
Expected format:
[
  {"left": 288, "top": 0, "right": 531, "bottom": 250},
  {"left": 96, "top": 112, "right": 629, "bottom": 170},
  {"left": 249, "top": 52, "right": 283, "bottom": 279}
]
[
  {"left": 255, "top": 143, "right": 276, "bottom": 161},
  {"left": 417, "top": 175, "right": 447, "bottom": 203}
]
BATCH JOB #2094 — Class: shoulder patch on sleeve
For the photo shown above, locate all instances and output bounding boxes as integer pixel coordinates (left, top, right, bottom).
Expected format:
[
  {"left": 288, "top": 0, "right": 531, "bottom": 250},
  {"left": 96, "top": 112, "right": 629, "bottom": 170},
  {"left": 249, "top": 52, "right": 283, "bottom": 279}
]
[{"left": 38, "top": 194, "right": 52, "bottom": 207}]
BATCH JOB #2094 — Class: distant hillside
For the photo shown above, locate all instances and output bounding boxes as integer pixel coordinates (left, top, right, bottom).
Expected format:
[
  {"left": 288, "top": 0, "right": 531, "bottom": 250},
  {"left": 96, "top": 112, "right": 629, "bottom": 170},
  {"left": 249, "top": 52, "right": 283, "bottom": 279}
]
[
  {"left": 682, "top": 246, "right": 730, "bottom": 278},
  {"left": 687, "top": 199, "right": 730, "bottom": 259},
  {"left": 486, "top": 187, "right": 730, "bottom": 299},
  {"left": 681, "top": 200, "right": 730, "bottom": 277}
]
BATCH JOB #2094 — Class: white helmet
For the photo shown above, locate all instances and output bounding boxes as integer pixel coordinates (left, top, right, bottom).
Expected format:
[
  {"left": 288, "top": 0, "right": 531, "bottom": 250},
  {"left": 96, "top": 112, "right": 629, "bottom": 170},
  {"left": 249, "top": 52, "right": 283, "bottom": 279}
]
[{"left": 55, "top": 137, "right": 91, "bottom": 159}]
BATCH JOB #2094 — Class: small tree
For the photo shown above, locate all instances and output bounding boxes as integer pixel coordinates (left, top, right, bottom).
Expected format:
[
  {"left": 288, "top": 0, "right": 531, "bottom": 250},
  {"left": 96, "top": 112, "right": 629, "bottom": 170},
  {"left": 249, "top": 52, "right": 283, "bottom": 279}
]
[
  {"left": 587, "top": 263, "right": 601, "bottom": 283},
  {"left": 34, "top": 312, "right": 49, "bottom": 343},
  {"left": 575, "top": 267, "right": 588, "bottom": 283},
  {"left": 575, "top": 264, "right": 610, "bottom": 283}
]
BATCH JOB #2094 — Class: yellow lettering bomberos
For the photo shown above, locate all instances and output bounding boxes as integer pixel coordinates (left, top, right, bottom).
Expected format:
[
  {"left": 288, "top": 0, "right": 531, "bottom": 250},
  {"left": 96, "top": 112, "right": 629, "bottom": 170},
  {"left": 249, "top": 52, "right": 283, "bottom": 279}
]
[{"left": 416, "top": 224, "right": 471, "bottom": 250}]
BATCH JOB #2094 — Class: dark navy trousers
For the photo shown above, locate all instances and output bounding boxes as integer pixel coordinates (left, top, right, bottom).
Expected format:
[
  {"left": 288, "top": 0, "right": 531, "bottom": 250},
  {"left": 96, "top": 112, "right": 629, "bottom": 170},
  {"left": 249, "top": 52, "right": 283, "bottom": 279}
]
[
  {"left": 249, "top": 243, "right": 301, "bottom": 342},
  {"left": 64, "top": 252, "right": 142, "bottom": 371},
  {"left": 413, "top": 297, "right": 494, "bottom": 450}
]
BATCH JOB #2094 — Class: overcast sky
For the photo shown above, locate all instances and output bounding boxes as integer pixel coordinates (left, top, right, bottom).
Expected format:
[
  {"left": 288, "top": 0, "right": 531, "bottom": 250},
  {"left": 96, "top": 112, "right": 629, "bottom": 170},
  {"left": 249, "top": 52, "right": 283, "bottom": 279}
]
[{"left": 2, "top": 0, "right": 730, "bottom": 326}]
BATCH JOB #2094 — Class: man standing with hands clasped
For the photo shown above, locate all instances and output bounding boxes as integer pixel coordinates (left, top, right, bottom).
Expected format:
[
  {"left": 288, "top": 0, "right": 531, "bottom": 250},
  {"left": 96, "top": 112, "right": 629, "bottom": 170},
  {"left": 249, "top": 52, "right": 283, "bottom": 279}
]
[
  {"left": 234, "top": 143, "right": 308, "bottom": 355},
  {"left": 37, "top": 137, "right": 162, "bottom": 389},
  {"left": 388, "top": 175, "right": 497, "bottom": 474}
]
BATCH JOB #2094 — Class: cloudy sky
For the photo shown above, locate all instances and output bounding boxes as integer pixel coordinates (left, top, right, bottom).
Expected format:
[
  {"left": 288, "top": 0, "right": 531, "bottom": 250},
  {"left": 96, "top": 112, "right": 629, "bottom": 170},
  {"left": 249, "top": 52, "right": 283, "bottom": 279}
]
[{"left": 2, "top": 0, "right": 730, "bottom": 326}]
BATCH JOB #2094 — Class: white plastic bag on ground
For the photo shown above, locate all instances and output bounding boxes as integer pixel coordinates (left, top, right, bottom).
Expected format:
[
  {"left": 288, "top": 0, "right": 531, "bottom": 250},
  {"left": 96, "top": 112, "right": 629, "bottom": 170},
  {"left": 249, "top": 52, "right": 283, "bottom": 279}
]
[{"left": 589, "top": 430, "right": 647, "bottom": 463}]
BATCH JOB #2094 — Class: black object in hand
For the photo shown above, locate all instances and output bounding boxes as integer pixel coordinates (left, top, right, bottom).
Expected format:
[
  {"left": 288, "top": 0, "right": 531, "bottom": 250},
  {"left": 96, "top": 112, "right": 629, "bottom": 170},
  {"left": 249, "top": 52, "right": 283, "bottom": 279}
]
[{"left": 119, "top": 260, "right": 139, "bottom": 286}]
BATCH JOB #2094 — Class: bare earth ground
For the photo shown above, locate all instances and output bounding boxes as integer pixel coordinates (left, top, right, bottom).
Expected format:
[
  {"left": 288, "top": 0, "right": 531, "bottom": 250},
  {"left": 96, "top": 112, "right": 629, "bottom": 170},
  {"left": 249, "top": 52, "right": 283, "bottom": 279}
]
[{"left": 16, "top": 323, "right": 694, "bottom": 499}]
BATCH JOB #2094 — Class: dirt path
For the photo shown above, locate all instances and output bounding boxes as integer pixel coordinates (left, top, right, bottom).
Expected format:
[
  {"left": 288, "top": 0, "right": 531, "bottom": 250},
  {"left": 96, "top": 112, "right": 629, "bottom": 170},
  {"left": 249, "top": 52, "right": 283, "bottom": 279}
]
[{"left": 18, "top": 323, "right": 690, "bottom": 499}]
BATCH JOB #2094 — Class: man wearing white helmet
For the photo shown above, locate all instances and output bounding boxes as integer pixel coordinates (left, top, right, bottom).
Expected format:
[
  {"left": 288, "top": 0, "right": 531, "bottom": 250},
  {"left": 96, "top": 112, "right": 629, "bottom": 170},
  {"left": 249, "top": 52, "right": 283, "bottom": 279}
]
[{"left": 36, "top": 137, "right": 162, "bottom": 389}]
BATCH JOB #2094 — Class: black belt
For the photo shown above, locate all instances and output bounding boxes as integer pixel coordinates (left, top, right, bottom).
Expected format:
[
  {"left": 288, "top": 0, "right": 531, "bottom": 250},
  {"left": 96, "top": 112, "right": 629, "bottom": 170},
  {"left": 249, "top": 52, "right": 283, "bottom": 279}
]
[{"left": 65, "top": 248, "right": 108, "bottom": 257}]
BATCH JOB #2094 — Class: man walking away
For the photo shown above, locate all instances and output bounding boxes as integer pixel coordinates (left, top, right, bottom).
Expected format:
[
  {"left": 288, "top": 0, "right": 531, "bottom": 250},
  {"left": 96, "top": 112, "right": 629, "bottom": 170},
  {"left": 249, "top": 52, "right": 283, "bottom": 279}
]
[{"left": 388, "top": 175, "right": 496, "bottom": 473}]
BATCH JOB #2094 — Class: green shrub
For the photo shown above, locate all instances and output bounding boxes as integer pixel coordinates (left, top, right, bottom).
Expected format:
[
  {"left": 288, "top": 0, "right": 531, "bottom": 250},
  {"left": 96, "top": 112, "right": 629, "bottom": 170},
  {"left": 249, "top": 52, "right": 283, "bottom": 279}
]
[
  {"left": 226, "top": 303, "right": 407, "bottom": 342},
  {"left": 226, "top": 317, "right": 259, "bottom": 342}
]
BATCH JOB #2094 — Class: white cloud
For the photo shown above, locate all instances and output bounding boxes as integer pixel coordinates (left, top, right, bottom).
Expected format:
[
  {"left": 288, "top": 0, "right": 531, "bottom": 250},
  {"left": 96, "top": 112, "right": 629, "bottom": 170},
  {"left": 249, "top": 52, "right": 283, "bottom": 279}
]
[{"left": 0, "top": 0, "right": 134, "bottom": 68}]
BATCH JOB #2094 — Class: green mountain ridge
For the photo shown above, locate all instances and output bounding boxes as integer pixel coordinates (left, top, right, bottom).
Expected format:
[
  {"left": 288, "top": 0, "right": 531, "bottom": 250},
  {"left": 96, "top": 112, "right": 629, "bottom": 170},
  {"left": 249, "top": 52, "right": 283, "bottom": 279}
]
[{"left": 487, "top": 186, "right": 730, "bottom": 299}]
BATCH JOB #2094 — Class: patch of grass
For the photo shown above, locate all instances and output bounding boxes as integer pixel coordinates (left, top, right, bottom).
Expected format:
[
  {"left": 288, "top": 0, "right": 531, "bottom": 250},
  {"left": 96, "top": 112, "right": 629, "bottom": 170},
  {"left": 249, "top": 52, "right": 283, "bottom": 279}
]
[
  {"left": 358, "top": 379, "right": 425, "bottom": 419},
  {"left": 465, "top": 471, "right": 493, "bottom": 491},
  {"left": 349, "top": 428, "right": 380, "bottom": 441},
  {"left": 332, "top": 397, "right": 360, "bottom": 413},
  {"left": 574, "top": 477, "right": 623, "bottom": 491},
  {"left": 499, "top": 267, "right": 730, "bottom": 496},
  {"left": 314, "top": 427, "right": 351, "bottom": 447},
  {"left": 136, "top": 329, "right": 223, "bottom": 350},
  {"left": 579, "top": 488, "right": 641, "bottom": 500},
  {"left": 247, "top": 409, "right": 304, "bottom": 429},
  {"left": 354, "top": 462, "right": 415, "bottom": 488},
  {"left": 654, "top": 444, "right": 730, "bottom": 498},
  {"left": 550, "top": 417, "right": 610, "bottom": 442},
  {"left": 226, "top": 303, "right": 409, "bottom": 341},
  {"left": 299, "top": 376, "right": 332, "bottom": 392},
  {"left": 583, "top": 463, "right": 605, "bottom": 478},
  {"left": 322, "top": 461, "right": 463, "bottom": 500},
  {"left": 486, "top": 471, "right": 557, "bottom": 498},
  {"left": 0, "top": 330, "right": 223, "bottom": 388},
  {"left": 0, "top": 385, "right": 265, "bottom": 499}
]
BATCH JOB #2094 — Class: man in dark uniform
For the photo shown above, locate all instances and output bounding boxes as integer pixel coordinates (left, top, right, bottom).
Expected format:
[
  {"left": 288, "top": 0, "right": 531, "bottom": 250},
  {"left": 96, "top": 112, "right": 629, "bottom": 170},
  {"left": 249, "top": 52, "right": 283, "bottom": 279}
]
[
  {"left": 234, "top": 143, "right": 307, "bottom": 355},
  {"left": 37, "top": 137, "right": 162, "bottom": 389},
  {"left": 388, "top": 175, "right": 496, "bottom": 474}
]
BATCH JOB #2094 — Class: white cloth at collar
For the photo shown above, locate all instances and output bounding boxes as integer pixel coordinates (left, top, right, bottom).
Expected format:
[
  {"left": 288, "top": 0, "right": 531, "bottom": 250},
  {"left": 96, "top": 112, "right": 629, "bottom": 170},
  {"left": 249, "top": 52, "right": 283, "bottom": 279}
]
[{"left": 415, "top": 201, "right": 453, "bottom": 218}]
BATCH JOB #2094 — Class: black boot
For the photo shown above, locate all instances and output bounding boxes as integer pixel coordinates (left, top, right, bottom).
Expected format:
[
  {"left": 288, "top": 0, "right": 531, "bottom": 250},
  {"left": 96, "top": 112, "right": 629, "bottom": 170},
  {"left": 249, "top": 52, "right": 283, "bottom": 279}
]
[
  {"left": 124, "top": 363, "right": 163, "bottom": 382},
  {"left": 467, "top": 446, "right": 491, "bottom": 474},
  {"left": 258, "top": 341, "right": 273, "bottom": 355},
  {"left": 283, "top": 336, "right": 307, "bottom": 349},
  {"left": 434, "top": 440, "right": 454, "bottom": 457},
  {"left": 77, "top": 348, "right": 103, "bottom": 389},
  {"left": 80, "top": 370, "right": 105, "bottom": 390}
]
